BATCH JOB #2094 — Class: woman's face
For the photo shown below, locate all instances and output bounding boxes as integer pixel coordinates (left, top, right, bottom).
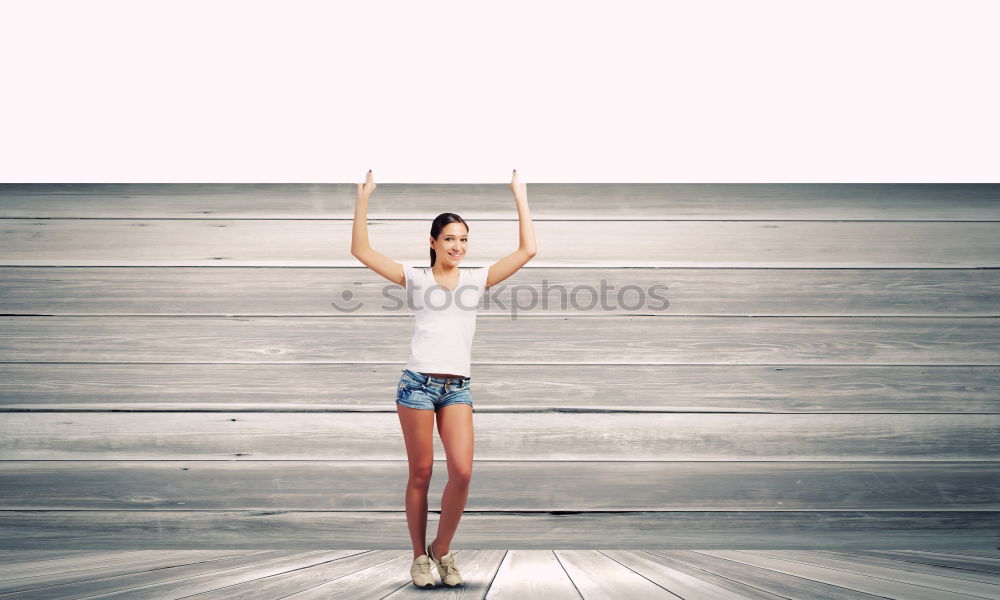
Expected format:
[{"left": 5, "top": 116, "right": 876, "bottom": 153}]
[{"left": 431, "top": 222, "right": 469, "bottom": 265}]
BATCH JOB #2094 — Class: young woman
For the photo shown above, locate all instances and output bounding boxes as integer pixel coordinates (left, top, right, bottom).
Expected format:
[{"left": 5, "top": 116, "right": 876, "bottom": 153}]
[{"left": 350, "top": 169, "right": 537, "bottom": 588}]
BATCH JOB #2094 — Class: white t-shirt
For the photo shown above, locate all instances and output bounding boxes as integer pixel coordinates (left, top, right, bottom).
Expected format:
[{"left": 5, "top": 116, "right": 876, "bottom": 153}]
[{"left": 402, "top": 263, "right": 490, "bottom": 378}]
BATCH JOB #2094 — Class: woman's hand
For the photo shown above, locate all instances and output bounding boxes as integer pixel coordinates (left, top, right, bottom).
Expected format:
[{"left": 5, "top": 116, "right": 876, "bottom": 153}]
[
  {"left": 357, "top": 169, "right": 377, "bottom": 202},
  {"left": 509, "top": 169, "right": 527, "bottom": 202}
]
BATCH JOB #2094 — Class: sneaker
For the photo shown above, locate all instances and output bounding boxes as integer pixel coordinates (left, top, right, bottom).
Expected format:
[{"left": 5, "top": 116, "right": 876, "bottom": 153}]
[
  {"left": 427, "top": 542, "right": 463, "bottom": 587},
  {"left": 409, "top": 554, "right": 436, "bottom": 588}
]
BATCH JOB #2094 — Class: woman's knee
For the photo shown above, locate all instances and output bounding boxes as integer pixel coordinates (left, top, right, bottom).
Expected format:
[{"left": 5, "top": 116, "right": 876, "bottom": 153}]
[
  {"left": 447, "top": 465, "right": 472, "bottom": 488},
  {"left": 408, "top": 463, "right": 434, "bottom": 487}
]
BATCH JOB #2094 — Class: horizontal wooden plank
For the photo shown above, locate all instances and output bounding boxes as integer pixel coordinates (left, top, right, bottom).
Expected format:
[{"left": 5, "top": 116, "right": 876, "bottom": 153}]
[
  {"left": 647, "top": 549, "right": 897, "bottom": 600},
  {"left": 1, "top": 461, "right": 995, "bottom": 511},
  {"left": 3, "top": 363, "right": 996, "bottom": 413},
  {"left": 0, "top": 550, "right": 270, "bottom": 596},
  {"left": 699, "top": 550, "right": 993, "bottom": 600},
  {"left": 602, "top": 550, "right": 798, "bottom": 600},
  {"left": 647, "top": 550, "right": 960, "bottom": 600},
  {"left": 2, "top": 267, "right": 997, "bottom": 317},
  {"left": 0, "top": 510, "right": 995, "bottom": 550},
  {"left": 1, "top": 412, "right": 996, "bottom": 460},
  {"left": 846, "top": 550, "right": 1000, "bottom": 573},
  {"left": 2, "top": 183, "right": 998, "bottom": 220},
  {"left": 1, "top": 315, "right": 996, "bottom": 365},
  {"left": 167, "top": 549, "right": 412, "bottom": 600},
  {"left": 554, "top": 548, "right": 679, "bottom": 598},
  {"left": 0, "top": 549, "right": 348, "bottom": 600},
  {"left": 791, "top": 549, "right": 1000, "bottom": 581},
  {"left": 743, "top": 549, "right": 1000, "bottom": 598},
  {"left": 1, "top": 219, "right": 999, "bottom": 268},
  {"left": 614, "top": 550, "right": 813, "bottom": 600},
  {"left": 0, "top": 549, "right": 240, "bottom": 579}
]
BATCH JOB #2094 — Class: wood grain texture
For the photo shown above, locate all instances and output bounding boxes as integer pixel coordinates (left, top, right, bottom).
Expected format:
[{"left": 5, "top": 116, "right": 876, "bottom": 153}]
[
  {"left": 2, "top": 267, "right": 997, "bottom": 317},
  {"left": 787, "top": 549, "right": 1000, "bottom": 582},
  {"left": 647, "top": 550, "right": 907, "bottom": 600},
  {"left": 1, "top": 412, "right": 997, "bottom": 461},
  {"left": 2, "top": 363, "right": 996, "bottom": 413},
  {"left": 9, "top": 549, "right": 994, "bottom": 599},
  {"left": 0, "top": 511, "right": 995, "bottom": 550},
  {"left": 1, "top": 182, "right": 998, "bottom": 554},
  {"left": 0, "top": 550, "right": 262, "bottom": 595},
  {"left": 698, "top": 550, "right": 991, "bottom": 600},
  {"left": 2, "top": 182, "right": 998, "bottom": 220},
  {"left": 2, "top": 219, "right": 999, "bottom": 267},
  {"left": 554, "top": 549, "right": 682, "bottom": 598},
  {"left": 2, "top": 461, "right": 995, "bottom": 511},
  {"left": 745, "top": 549, "right": 1000, "bottom": 597},
  {"left": 485, "top": 550, "right": 582, "bottom": 600},
  {"left": 2, "top": 315, "right": 997, "bottom": 365},
  {"left": 182, "top": 550, "right": 406, "bottom": 600},
  {"left": 602, "top": 550, "right": 780, "bottom": 600}
]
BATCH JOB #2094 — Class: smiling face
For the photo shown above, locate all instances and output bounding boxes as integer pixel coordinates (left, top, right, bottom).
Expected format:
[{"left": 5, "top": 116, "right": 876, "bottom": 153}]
[{"left": 430, "top": 222, "right": 469, "bottom": 265}]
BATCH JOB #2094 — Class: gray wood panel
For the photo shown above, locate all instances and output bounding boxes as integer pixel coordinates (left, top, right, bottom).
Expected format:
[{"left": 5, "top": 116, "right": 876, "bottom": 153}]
[
  {"left": 0, "top": 549, "right": 165, "bottom": 566},
  {"left": 2, "top": 461, "right": 995, "bottom": 511},
  {"left": 1, "top": 412, "right": 997, "bottom": 460},
  {"left": 0, "top": 550, "right": 240, "bottom": 579},
  {"left": 2, "top": 182, "right": 997, "bottom": 555},
  {"left": 601, "top": 550, "right": 783, "bottom": 600},
  {"left": 0, "top": 549, "right": 348, "bottom": 600},
  {"left": 81, "top": 550, "right": 366, "bottom": 600},
  {"left": 12, "top": 549, "right": 993, "bottom": 600},
  {"left": 2, "top": 219, "right": 999, "bottom": 267},
  {"left": 185, "top": 549, "right": 403, "bottom": 600},
  {"left": 0, "top": 550, "right": 262, "bottom": 594},
  {"left": 275, "top": 550, "right": 480, "bottom": 600},
  {"left": 2, "top": 182, "right": 998, "bottom": 220},
  {"left": 0, "top": 511, "right": 995, "bottom": 550},
  {"left": 844, "top": 550, "right": 1000, "bottom": 574},
  {"left": 699, "top": 550, "right": 992, "bottom": 599},
  {"left": 2, "top": 267, "right": 997, "bottom": 316},
  {"left": 801, "top": 550, "right": 1000, "bottom": 582},
  {"left": 2, "top": 363, "right": 997, "bottom": 413},
  {"left": 554, "top": 549, "right": 681, "bottom": 598},
  {"left": 749, "top": 549, "right": 1000, "bottom": 597},
  {"left": 484, "top": 550, "right": 582, "bottom": 600},
  {"left": 2, "top": 315, "right": 997, "bottom": 365},
  {"left": 647, "top": 550, "right": 912, "bottom": 600}
]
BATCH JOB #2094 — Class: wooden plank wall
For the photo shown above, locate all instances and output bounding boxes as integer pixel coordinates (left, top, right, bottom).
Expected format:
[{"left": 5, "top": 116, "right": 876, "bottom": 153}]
[{"left": 0, "top": 183, "right": 998, "bottom": 550}]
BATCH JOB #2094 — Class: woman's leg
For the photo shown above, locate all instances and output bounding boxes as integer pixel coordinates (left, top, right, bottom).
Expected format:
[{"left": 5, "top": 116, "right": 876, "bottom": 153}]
[
  {"left": 430, "top": 403, "right": 474, "bottom": 556},
  {"left": 397, "top": 404, "right": 436, "bottom": 558}
]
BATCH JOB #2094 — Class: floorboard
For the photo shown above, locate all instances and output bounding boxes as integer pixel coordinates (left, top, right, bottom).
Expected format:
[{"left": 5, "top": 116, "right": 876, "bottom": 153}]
[{"left": 1, "top": 549, "right": 997, "bottom": 599}]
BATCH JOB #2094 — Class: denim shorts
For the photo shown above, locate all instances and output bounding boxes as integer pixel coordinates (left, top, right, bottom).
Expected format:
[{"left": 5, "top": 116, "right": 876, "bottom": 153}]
[{"left": 396, "top": 368, "right": 473, "bottom": 411}]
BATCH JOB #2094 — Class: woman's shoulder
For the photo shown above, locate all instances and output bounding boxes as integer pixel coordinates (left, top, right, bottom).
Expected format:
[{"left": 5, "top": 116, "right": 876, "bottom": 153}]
[
  {"left": 463, "top": 265, "right": 489, "bottom": 286},
  {"left": 400, "top": 263, "right": 428, "bottom": 285},
  {"left": 402, "top": 263, "right": 429, "bottom": 273}
]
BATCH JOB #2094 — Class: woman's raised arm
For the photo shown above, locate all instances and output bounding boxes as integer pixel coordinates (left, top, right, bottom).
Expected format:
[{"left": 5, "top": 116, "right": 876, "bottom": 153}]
[
  {"left": 485, "top": 169, "right": 538, "bottom": 288},
  {"left": 351, "top": 170, "right": 406, "bottom": 287}
]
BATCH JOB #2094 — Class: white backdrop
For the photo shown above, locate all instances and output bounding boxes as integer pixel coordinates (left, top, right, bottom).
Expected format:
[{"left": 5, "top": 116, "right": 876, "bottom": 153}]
[{"left": 1, "top": 0, "right": 997, "bottom": 182}]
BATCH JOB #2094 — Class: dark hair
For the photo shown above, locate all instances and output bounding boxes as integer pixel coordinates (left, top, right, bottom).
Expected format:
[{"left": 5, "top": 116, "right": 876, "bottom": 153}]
[{"left": 429, "top": 212, "right": 469, "bottom": 267}]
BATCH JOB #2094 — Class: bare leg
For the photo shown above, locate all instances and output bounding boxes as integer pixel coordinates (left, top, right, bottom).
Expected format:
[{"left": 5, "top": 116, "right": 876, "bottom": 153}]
[
  {"left": 430, "top": 403, "right": 474, "bottom": 556},
  {"left": 396, "top": 404, "right": 436, "bottom": 558}
]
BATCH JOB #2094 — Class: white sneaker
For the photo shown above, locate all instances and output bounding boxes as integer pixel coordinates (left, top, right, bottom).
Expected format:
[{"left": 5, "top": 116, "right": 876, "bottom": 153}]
[
  {"left": 427, "top": 543, "right": 463, "bottom": 587},
  {"left": 410, "top": 554, "right": 436, "bottom": 588}
]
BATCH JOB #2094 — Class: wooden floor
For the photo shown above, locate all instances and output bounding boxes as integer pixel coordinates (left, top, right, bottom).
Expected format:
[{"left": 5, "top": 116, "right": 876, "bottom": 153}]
[{"left": 1, "top": 548, "right": 998, "bottom": 599}]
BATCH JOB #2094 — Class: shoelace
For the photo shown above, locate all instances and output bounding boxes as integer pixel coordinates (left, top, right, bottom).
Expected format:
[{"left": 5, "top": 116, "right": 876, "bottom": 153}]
[
  {"left": 414, "top": 560, "right": 431, "bottom": 574},
  {"left": 438, "top": 557, "right": 460, "bottom": 578}
]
